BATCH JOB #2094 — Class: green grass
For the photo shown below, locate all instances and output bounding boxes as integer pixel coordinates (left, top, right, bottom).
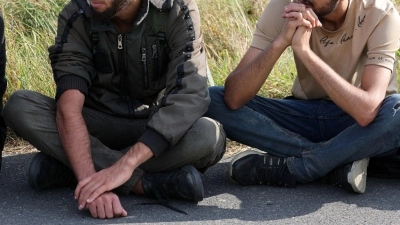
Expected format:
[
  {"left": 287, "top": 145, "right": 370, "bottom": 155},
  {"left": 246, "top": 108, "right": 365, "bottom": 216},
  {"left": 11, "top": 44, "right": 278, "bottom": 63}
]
[
  {"left": 1, "top": 0, "right": 400, "bottom": 101},
  {"left": 198, "top": 0, "right": 295, "bottom": 98},
  {"left": 1, "top": 0, "right": 67, "bottom": 99}
]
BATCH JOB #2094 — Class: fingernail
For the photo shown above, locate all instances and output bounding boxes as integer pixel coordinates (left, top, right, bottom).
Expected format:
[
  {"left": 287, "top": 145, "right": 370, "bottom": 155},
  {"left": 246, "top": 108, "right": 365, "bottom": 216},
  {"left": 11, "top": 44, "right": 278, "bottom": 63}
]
[
  {"left": 86, "top": 199, "right": 90, "bottom": 203},
  {"left": 79, "top": 205, "right": 83, "bottom": 210},
  {"left": 74, "top": 196, "right": 77, "bottom": 200}
]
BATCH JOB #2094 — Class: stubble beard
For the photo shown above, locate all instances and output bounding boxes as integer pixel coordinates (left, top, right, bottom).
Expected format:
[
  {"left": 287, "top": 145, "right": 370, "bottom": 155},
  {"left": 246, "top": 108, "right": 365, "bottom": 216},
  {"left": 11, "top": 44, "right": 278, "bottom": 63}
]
[
  {"left": 91, "top": 0, "right": 132, "bottom": 22},
  {"left": 300, "top": 0, "right": 340, "bottom": 18}
]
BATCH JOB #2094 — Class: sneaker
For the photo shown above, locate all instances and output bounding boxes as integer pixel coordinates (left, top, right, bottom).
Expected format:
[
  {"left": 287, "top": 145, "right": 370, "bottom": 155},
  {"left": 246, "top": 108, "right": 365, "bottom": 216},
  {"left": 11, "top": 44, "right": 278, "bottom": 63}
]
[
  {"left": 28, "top": 152, "right": 76, "bottom": 190},
  {"left": 325, "top": 158, "right": 370, "bottom": 193},
  {"left": 142, "top": 165, "right": 204, "bottom": 202},
  {"left": 229, "top": 150, "right": 296, "bottom": 187}
]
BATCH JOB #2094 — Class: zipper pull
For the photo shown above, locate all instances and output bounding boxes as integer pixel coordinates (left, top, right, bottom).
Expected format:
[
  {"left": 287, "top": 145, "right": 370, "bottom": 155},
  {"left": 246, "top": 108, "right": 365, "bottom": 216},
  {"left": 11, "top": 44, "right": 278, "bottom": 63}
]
[
  {"left": 141, "top": 47, "right": 146, "bottom": 61},
  {"left": 152, "top": 44, "right": 157, "bottom": 58},
  {"left": 118, "top": 34, "right": 123, "bottom": 49}
]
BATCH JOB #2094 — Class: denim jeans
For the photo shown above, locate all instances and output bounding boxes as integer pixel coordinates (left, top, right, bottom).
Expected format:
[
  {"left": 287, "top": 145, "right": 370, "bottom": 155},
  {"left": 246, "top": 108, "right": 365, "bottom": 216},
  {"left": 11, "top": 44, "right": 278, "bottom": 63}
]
[{"left": 205, "top": 86, "right": 400, "bottom": 183}]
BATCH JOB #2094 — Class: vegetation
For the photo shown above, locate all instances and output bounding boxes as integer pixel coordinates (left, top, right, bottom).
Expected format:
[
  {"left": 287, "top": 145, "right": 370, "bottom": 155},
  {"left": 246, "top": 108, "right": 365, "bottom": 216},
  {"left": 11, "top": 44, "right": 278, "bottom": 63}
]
[
  {"left": 0, "top": 0, "right": 400, "bottom": 153},
  {"left": 1, "top": 0, "right": 400, "bottom": 100}
]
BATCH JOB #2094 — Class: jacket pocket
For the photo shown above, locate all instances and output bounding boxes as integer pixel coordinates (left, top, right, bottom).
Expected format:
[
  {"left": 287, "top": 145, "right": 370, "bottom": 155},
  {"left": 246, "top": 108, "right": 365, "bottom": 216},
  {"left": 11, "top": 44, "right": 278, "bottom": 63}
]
[
  {"left": 93, "top": 46, "right": 113, "bottom": 73},
  {"left": 141, "top": 46, "right": 149, "bottom": 90},
  {"left": 141, "top": 34, "right": 167, "bottom": 92}
]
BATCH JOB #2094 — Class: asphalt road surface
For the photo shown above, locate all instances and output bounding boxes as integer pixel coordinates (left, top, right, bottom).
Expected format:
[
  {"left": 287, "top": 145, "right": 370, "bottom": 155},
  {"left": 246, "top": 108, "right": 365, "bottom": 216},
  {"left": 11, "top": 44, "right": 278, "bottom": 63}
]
[{"left": 1, "top": 153, "right": 400, "bottom": 224}]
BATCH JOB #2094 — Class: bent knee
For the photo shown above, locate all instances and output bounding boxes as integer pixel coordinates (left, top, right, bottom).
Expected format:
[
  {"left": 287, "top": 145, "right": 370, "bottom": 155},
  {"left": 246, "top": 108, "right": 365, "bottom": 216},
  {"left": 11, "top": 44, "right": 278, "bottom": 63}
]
[
  {"left": 4, "top": 90, "right": 53, "bottom": 132},
  {"left": 208, "top": 86, "right": 225, "bottom": 104},
  {"left": 205, "top": 86, "right": 228, "bottom": 119},
  {"left": 4, "top": 90, "right": 33, "bottom": 123},
  {"left": 192, "top": 117, "right": 226, "bottom": 155}
]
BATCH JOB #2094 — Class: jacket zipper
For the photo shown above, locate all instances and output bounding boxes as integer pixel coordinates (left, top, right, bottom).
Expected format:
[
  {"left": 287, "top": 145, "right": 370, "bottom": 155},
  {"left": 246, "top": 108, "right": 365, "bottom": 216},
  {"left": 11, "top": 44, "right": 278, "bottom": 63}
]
[
  {"left": 152, "top": 44, "right": 159, "bottom": 79},
  {"left": 141, "top": 47, "right": 149, "bottom": 90},
  {"left": 118, "top": 34, "right": 134, "bottom": 117}
]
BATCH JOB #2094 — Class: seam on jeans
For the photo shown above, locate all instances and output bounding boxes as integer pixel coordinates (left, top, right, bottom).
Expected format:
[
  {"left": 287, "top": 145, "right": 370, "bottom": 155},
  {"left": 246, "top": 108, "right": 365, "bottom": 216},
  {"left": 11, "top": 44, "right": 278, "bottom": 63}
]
[
  {"left": 317, "top": 101, "right": 327, "bottom": 141},
  {"left": 243, "top": 104, "right": 310, "bottom": 146}
]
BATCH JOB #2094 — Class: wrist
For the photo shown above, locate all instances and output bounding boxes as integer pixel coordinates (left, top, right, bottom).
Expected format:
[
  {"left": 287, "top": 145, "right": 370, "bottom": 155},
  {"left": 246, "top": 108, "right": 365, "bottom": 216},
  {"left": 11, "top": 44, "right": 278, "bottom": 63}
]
[
  {"left": 272, "top": 37, "right": 290, "bottom": 51},
  {"left": 76, "top": 166, "right": 96, "bottom": 181},
  {"left": 125, "top": 142, "right": 154, "bottom": 169},
  {"left": 292, "top": 45, "right": 312, "bottom": 58}
]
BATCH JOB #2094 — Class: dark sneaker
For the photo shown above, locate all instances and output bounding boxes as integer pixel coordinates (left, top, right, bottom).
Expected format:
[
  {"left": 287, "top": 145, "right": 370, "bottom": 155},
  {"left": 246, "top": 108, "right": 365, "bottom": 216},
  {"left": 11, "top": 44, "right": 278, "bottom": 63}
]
[
  {"left": 28, "top": 152, "right": 76, "bottom": 190},
  {"left": 325, "top": 158, "right": 370, "bottom": 193},
  {"left": 142, "top": 165, "right": 204, "bottom": 202},
  {"left": 229, "top": 150, "right": 296, "bottom": 187}
]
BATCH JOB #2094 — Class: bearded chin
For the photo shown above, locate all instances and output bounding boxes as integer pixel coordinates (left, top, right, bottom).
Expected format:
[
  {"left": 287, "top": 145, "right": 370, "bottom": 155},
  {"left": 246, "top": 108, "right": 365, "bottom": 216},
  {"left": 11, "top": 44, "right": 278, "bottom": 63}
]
[
  {"left": 91, "top": 9, "right": 116, "bottom": 22},
  {"left": 90, "top": 0, "right": 132, "bottom": 22}
]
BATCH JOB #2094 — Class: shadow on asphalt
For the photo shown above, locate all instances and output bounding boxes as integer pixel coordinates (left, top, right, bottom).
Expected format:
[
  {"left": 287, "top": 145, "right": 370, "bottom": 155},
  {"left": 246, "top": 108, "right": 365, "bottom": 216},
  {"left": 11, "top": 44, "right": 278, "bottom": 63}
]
[{"left": 1, "top": 153, "right": 400, "bottom": 224}]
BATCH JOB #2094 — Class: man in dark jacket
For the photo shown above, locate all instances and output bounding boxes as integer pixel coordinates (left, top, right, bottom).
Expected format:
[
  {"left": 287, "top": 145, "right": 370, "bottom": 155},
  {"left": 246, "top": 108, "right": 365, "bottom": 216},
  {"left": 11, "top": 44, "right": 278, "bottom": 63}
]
[
  {"left": 4, "top": 0, "right": 226, "bottom": 218},
  {"left": 0, "top": 12, "right": 8, "bottom": 172}
]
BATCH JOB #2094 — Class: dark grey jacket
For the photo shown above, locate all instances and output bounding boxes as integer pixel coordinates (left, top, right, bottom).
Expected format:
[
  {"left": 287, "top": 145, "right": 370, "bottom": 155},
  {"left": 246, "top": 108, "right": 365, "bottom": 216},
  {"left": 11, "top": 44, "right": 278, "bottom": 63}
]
[{"left": 48, "top": 0, "right": 209, "bottom": 156}]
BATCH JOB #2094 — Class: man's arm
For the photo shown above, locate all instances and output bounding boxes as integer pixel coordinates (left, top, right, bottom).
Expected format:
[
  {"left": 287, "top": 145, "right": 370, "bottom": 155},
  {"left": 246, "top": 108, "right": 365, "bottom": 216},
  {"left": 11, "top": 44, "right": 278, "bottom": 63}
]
[
  {"left": 50, "top": 1, "right": 128, "bottom": 218},
  {"left": 56, "top": 89, "right": 95, "bottom": 180},
  {"left": 291, "top": 9, "right": 395, "bottom": 127},
  {"left": 225, "top": 3, "right": 320, "bottom": 110},
  {"left": 292, "top": 30, "right": 390, "bottom": 126},
  {"left": 224, "top": 44, "right": 284, "bottom": 110},
  {"left": 57, "top": 89, "right": 128, "bottom": 218}
]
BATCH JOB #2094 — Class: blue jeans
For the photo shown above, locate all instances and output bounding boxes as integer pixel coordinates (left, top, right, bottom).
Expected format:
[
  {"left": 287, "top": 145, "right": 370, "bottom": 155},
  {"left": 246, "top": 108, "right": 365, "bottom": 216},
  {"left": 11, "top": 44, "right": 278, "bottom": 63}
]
[{"left": 205, "top": 86, "right": 400, "bottom": 183}]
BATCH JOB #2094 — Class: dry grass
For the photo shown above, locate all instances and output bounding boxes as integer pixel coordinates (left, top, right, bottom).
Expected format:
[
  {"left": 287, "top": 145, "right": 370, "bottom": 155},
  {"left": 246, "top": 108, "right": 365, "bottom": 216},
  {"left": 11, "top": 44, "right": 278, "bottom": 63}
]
[{"left": 2, "top": 0, "right": 400, "bottom": 158}]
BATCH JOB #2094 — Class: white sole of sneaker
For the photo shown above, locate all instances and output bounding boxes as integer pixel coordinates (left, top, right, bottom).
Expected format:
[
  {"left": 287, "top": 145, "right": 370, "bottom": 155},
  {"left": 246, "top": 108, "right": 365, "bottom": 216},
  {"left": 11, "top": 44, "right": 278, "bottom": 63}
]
[
  {"left": 347, "top": 158, "right": 370, "bottom": 193},
  {"left": 228, "top": 149, "right": 265, "bottom": 183}
]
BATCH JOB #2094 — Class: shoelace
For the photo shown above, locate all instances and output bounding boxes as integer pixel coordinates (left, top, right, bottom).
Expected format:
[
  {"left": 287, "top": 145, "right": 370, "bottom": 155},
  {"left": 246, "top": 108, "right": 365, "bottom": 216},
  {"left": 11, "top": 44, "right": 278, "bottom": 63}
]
[{"left": 259, "top": 156, "right": 287, "bottom": 186}]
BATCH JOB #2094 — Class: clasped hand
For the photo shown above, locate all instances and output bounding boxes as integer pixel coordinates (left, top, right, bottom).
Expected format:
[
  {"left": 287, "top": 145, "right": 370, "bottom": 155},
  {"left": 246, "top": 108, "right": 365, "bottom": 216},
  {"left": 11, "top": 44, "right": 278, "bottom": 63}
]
[{"left": 278, "top": 3, "right": 321, "bottom": 50}]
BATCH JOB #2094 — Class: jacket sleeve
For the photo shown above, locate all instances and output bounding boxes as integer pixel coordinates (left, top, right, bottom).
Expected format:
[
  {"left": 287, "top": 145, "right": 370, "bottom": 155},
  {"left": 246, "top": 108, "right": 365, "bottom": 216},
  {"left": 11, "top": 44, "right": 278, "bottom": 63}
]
[
  {"left": 138, "top": 0, "right": 210, "bottom": 156},
  {"left": 48, "top": 0, "right": 94, "bottom": 99}
]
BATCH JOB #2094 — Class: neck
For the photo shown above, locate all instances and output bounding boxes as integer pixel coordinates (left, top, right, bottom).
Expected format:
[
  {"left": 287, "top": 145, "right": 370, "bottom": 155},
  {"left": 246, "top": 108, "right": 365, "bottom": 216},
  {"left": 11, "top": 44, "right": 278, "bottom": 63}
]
[
  {"left": 320, "top": 0, "right": 349, "bottom": 31},
  {"left": 111, "top": 0, "right": 142, "bottom": 33}
]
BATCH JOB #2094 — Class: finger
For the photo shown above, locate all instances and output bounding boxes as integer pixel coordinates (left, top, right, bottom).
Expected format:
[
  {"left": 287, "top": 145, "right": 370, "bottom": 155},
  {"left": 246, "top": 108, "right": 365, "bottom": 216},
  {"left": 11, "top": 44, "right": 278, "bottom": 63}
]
[
  {"left": 305, "top": 8, "right": 322, "bottom": 27},
  {"left": 87, "top": 185, "right": 109, "bottom": 204},
  {"left": 74, "top": 177, "right": 91, "bottom": 200},
  {"left": 104, "top": 197, "right": 114, "bottom": 219},
  {"left": 288, "top": 18, "right": 313, "bottom": 29},
  {"left": 283, "top": 10, "right": 319, "bottom": 28},
  {"left": 284, "top": 3, "right": 306, "bottom": 13},
  {"left": 88, "top": 203, "right": 98, "bottom": 218},
  {"left": 79, "top": 181, "right": 101, "bottom": 210},
  {"left": 282, "top": 11, "right": 304, "bottom": 20},
  {"left": 112, "top": 198, "right": 128, "bottom": 217},
  {"left": 97, "top": 202, "right": 106, "bottom": 219},
  {"left": 301, "top": 10, "right": 317, "bottom": 27}
]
